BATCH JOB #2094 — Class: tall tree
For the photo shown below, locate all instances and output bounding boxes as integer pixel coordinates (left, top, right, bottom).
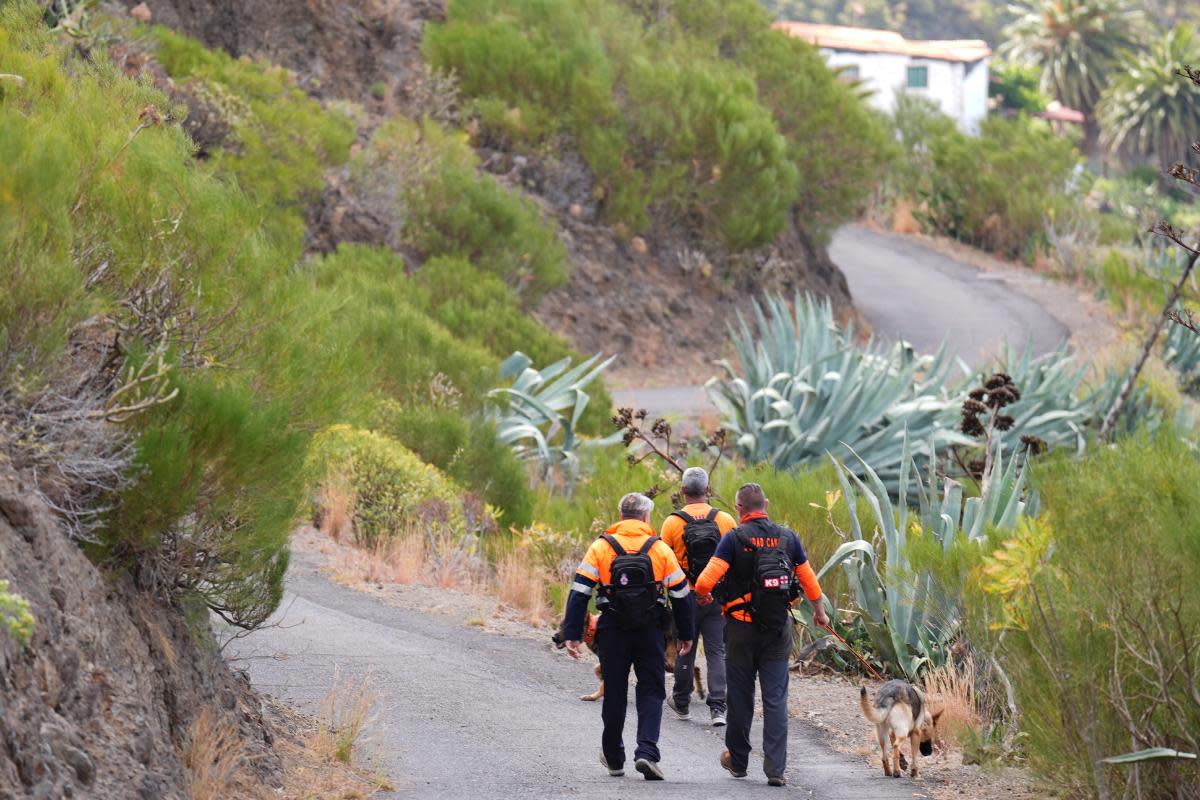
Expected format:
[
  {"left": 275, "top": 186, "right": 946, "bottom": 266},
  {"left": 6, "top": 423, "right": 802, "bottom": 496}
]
[
  {"left": 1000, "top": 0, "right": 1146, "bottom": 151},
  {"left": 1098, "top": 24, "right": 1200, "bottom": 174}
]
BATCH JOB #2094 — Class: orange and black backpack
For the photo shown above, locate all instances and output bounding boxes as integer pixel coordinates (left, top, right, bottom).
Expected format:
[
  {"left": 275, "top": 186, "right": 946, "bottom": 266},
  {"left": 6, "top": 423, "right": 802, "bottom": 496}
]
[
  {"left": 598, "top": 534, "right": 663, "bottom": 629},
  {"left": 670, "top": 508, "right": 722, "bottom": 585}
]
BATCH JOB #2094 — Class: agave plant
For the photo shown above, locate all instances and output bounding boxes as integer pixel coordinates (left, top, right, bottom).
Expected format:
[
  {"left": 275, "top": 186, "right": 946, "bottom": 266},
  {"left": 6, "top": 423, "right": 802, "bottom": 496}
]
[
  {"left": 706, "top": 293, "right": 969, "bottom": 496},
  {"left": 807, "top": 433, "right": 1038, "bottom": 679},
  {"left": 488, "top": 351, "right": 617, "bottom": 486},
  {"left": 1162, "top": 314, "right": 1200, "bottom": 396}
]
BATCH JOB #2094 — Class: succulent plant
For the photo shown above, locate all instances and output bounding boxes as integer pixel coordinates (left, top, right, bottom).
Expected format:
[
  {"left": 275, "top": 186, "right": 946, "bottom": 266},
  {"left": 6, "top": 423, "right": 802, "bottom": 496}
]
[
  {"left": 706, "top": 293, "right": 969, "bottom": 496},
  {"left": 807, "top": 432, "right": 1037, "bottom": 679},
  {"left": 488, "top": 351, "right": 618, "bottom": 487}
]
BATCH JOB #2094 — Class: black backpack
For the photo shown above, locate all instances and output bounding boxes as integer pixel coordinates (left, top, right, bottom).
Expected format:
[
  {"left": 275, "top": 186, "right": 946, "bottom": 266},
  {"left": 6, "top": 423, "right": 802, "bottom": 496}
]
[
  {"left": 745, "top": 534, "right": 797, "bottom": 634},
  {"left": 598, "top": 534, "right": 664, "bottom": 629},
  {"left": 671, "top": 508, "right": 722, "bottom": 585}
]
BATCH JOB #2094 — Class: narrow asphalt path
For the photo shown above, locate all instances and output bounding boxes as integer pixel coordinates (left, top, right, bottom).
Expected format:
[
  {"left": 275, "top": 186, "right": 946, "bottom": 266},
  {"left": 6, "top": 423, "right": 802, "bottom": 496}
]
[
  {"left": 830, "top": 226, "right": 1069, "bottom": 364},
  {"left": 614, "top": 226, "right": 1072, "bottom": 421},
  {"left": 231, "top": 553, "right": 927, "bottom": 799}
]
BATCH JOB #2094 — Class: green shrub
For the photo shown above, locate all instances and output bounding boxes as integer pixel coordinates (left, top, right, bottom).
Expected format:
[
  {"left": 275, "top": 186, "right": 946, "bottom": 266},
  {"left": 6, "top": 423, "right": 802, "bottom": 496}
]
[
  {"left": 986, "top": 434, "right": 1200, "bottom": 796},
  {"left": 922, "top": 115, "right": 1080, "bottom": 259},
  {"left": 409, "top": 257, "right": 612, "bottom": 433},
  {"left": 425, "top": 0, "right": 884, "bottom": 247},
  {"left": 371, "top": 400, "right": 534, "bottom": 528},
  {"left": 0, "top": 580, "right": 35, "bottom": 651},
  {"left": 149, "top": 25, "right": 355, "bottom": 248},
  {"left": 302, "top": 245, "right": 497, "bottom": 407},
  {"left": 352, "top": 118, "right": 568, "bottom": 301},
  {"left": 885, "top": 100, "right": 1082, "bottom": 260},
  {"left": 310, "top": 425, "right": 467, "bottom": 549}
]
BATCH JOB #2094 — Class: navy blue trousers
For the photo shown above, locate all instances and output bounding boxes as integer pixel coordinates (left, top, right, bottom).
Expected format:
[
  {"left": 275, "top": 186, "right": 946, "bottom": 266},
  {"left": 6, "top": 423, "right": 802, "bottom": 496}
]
[
  {"left": 596, "top": 624, "right": 666, "bottom": 766},
  {"left": 724, "top": 619, "right": 792, "bottom": 778}
]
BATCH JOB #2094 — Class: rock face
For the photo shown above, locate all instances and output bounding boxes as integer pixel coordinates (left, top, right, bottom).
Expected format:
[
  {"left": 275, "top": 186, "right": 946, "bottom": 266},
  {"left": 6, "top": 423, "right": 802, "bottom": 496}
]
[{"left": 0, "top": 469, "right": 275, "bottom": 800}]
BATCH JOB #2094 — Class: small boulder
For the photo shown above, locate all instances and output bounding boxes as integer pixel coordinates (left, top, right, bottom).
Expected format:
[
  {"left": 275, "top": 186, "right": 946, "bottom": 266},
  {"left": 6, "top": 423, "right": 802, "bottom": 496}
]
[
  {"left": 630, "top": 236, "right": 648, "bottom": 256},
  {"left": 129, "top": 3, "right": 152, "bottom": 23}
]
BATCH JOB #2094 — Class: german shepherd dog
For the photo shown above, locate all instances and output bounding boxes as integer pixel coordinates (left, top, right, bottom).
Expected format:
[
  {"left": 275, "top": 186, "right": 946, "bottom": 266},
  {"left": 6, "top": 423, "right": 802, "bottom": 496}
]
[
  {"left": 552, "top": 611, "right": 704, "bottom": 702},
  {"left": 860, "top": 680, "right": 943, "bottom": 778}
]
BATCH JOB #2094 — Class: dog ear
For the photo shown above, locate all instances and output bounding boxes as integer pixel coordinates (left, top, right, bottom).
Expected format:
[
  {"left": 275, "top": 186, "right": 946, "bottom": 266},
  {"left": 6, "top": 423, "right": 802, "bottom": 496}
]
[{"left": 932, "top": 708, "right": 944, "bottom": 725}]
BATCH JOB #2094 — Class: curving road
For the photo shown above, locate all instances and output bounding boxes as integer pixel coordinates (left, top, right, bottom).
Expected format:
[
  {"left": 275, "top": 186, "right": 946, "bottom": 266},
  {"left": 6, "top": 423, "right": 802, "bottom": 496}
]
[
  {"left": 232, "top": 551, "right": 926, "bottom": 799},
  {"left": 613, "top": 225, "right": 1073, "bottom": 420}
]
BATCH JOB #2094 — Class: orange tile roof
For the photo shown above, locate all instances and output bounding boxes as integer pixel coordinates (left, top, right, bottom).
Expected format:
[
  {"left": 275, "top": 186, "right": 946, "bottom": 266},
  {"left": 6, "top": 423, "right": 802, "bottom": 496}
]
[{"left": 773, "top": 21, "right": 991, "bottom": 63}]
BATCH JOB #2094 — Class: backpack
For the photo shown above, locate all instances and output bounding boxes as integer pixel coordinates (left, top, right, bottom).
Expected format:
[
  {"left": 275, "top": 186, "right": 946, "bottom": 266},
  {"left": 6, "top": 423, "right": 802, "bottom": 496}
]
[
  {"left": 598, "top": 534, "right": 664, "bottom": 630},
  {"left": 671, "top": 508, "right": 722, "bottom": 585},
  {"left": 744, "top": 533, "right": 797, "bottom": 634}
]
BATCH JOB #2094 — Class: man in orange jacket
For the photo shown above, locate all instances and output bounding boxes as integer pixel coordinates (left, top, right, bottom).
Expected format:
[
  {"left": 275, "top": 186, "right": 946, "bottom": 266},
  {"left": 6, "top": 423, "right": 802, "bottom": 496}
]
[
  {"left": 660, "top": 467, "right": 736, "bottom": 726},
  {"left": 561, "top": 493, "right": 694, "bottom": 781},
  {"left": 694, "top": 483, "right": 829, "bottom": 787}
]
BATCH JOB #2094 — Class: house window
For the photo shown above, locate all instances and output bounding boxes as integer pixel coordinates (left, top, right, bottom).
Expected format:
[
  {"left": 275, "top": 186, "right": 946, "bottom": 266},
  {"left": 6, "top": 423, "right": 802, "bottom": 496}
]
[{"left": 907, "top": 65, "right": 929, "bottom": 89}]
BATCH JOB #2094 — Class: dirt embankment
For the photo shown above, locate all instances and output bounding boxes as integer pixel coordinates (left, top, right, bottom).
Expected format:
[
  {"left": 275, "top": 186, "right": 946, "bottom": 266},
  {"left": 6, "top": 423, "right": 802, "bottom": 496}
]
[
  {"left": 0, "top": 469, "right": 283, "bottom": 799},
  {"left": 116, "top": 0, "right": 855, "bottom": 384}
]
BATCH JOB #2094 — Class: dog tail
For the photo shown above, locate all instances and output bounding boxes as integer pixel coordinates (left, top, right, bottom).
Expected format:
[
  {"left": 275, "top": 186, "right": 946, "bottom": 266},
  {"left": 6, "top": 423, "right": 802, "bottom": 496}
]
[{"left": 860, "top": 686, "right": 888, "bottom": 724}]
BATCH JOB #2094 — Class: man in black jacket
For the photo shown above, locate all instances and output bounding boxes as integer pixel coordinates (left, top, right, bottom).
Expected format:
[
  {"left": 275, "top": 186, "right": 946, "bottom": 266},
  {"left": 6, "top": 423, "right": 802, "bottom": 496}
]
[{"left": 694, "top": 483, "right": 829, "bottom": 787}]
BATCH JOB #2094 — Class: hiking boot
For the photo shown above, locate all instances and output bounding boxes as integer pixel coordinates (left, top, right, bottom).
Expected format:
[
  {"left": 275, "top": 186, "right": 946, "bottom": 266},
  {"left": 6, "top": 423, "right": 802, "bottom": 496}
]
[
  {"left": 599, "top": 751, "right": 623, "bottom": 777},
  {"left": 666, "top": 696, "right": 690, "bottom": 720},
  {"left": 768, "top": 775, "right": 788, "bottom": 787},
  {"left": 635, "top": 758, "right": 664, "bottom": 781},
  {"left": 710, "top": 708, "right": 727, "bottom": 727},
  {"left": 720, "top": 750, "right": 747, "bottom": 778}
]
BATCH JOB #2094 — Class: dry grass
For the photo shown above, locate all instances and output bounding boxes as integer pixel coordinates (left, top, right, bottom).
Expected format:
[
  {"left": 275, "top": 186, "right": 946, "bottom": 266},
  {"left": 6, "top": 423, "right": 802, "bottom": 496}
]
[
  {"left": 318, "top": 475, "right": 357, "bottom": 543},
  {"left": 493, "top": 547, "right": 550, "bottom": 624},
  {"left": 185, "top": 707, "right": 248, "bottom": 800},
  {"left": 330, "top": 534, "right": 426, "bottom": 586},
  {"left": 313, "top": 668, "right": 378, "bottom": 767},
  {"left": 923, "top": 656, "right": 982, "bottom": 749}
]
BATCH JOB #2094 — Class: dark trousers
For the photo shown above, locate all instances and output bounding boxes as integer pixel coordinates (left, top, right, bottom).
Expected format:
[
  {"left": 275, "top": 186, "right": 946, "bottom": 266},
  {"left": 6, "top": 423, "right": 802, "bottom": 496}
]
[
  {"left": 672, "top": 599, "right": 727, "bottom": 713},
  {"left": 597, "top": 624, "right": 666, "bottom": 766},
  {"left": 724, "top": 619, "right": 792, "bottom": 778}
]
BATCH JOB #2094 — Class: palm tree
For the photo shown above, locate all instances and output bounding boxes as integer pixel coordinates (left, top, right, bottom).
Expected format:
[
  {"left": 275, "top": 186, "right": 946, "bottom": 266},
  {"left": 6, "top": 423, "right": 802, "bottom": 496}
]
[
  {"left": 1001, "top": 0, "right": 1147, "bottom": 150},
  {"left": 1098, "top": 24, "right": 1200, "bottom": 173}
]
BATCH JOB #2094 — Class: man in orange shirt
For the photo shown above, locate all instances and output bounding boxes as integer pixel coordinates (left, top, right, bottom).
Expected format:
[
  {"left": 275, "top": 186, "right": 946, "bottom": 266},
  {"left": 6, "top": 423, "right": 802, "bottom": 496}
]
[
  {"left": 660, "top": 467, "right": 736, "bottom": 726},
  {"left": 561, "top": 493, "right": 694, "bottom": 781},
  {"left": 694, "top": 483, "right": 829, "bottom": 788}
]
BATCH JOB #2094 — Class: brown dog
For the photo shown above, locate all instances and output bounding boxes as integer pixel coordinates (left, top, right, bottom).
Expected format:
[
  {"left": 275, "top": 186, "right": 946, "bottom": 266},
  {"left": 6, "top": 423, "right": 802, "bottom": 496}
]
[
  {"left": 860, "top": 680, "right": 942, "bottom": 778},
  {"left": 553, "top": 612, "right": 704, "bottom": 702}
]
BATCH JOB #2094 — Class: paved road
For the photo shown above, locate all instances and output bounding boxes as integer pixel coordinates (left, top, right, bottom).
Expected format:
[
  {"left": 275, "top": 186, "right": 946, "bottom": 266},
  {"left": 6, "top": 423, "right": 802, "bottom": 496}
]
[
  {"left": 231, "top": 553, "right": 926, "bottom": 799},
  {"left": 830, "top": 226, "right": 1069, "bottom": 364},
  {"left": 614, "top": 226, "right": 1072, "bottom": 422}
]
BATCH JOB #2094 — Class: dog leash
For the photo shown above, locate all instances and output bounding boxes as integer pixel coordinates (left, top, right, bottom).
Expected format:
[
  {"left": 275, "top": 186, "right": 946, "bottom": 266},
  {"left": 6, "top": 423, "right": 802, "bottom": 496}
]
[{"left": 819, "top": 623, "right": 887, "bottom": 682}]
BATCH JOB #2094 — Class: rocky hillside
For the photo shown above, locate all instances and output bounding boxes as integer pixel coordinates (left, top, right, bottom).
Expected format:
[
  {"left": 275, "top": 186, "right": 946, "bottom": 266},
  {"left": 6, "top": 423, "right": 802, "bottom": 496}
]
[
  {"left": 0, "top": 470, "right": 277, "bottom": 799},
  {"left": 113, "top": 0, "right": 872, "bottom": 382}
]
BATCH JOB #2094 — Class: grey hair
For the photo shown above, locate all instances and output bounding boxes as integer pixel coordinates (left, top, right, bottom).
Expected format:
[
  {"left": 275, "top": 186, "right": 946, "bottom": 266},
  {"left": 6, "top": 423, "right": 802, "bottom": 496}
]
[
  {"left": 618, "top": 492, "right": 654, "bottom": 520},
  {"left": 680, "top": 467, "right": 710, "bottom": 498}
]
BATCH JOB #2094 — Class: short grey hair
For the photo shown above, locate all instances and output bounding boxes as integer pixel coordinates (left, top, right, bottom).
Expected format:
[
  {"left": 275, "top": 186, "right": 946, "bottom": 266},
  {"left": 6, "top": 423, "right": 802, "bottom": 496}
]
[
  {"left": 681, "top": 467, "right": 710, "bottom": 498},
  {"left": 618, "top": 492, "right": 654, "bottom": 520}
]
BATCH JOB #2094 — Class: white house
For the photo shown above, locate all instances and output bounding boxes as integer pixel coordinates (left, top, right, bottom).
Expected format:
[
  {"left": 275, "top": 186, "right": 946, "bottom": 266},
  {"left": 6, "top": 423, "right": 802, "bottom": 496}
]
[{"left": 773, "top": 21, "right": 991, "bottom": 134}]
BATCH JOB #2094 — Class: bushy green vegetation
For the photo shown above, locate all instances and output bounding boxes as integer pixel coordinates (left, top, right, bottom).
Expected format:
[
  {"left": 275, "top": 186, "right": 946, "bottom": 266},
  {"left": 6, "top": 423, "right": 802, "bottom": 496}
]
[
  {"left": 0, "top": 580, "right": 35, "bottom": 651},
  {"left": 0, "top": 4, "right": 606, "bottom": 628},
  {"left": 0, "top": 5, "right": 334, "bottom": 627},
  {"left": 352, "top": 117, "right": 569, "bottom": 301},
  {"left": 996, "top": 435, "right": 1200, "bottom": 796},
  {"left": 425, "top": 0, "right": 885, "bottom": 248},
  {"left": 149, "top": 25, "right": 355, "bottom": 249},
  {"left": 887, "top": 95, "right": 1081, "bottom": 259},
  {"left": 310, "top": 426, "right": 469, "bottom": 548}
]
